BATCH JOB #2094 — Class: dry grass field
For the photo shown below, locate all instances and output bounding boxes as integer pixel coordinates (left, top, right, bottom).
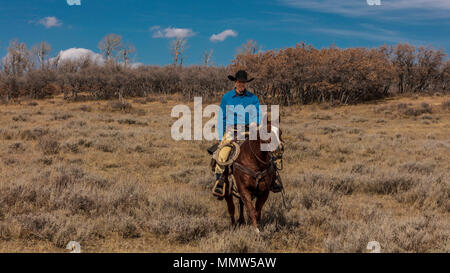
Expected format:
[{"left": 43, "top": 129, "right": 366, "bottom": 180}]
[{"left": 0, "top": 93, "right": 449, "bottom": 253}]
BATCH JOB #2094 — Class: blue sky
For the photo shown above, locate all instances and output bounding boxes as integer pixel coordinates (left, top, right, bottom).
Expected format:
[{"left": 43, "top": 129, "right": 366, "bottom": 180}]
[{"left": 0, "top": 0, "right": 449, "bottom": 66}]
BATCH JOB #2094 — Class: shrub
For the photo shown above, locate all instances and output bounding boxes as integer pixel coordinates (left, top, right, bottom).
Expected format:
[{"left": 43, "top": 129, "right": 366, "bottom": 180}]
[
  {"left": 9, "top": 142, "right": 25, "bottom": 152},
  {"left": 79, "top": 105, "right": 92, "bottom": 112},
  {"left": 1, "top": 42, "right": 446, "bottom": 105},
  {"left": 107, "top": 100, "right": 132, "bottom": 112},
  {"left": 38, "top": 137, "right": 60, "bottom": 155},
  {"left": 200, "top": 228, "right": 269, "bottom": 253},
  {"left": 12, "top": 115, "right": 27, "bottom": 122}
]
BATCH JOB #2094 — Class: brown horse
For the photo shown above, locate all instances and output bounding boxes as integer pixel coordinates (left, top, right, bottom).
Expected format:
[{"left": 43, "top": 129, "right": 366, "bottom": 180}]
[{"left": 223, "top": 122, "right": 280, "bottom": 232}]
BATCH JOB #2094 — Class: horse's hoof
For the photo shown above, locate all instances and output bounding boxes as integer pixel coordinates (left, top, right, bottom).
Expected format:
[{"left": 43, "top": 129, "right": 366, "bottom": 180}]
[{"left": 255, "top": 228, "right": 260, "bottom": 234}]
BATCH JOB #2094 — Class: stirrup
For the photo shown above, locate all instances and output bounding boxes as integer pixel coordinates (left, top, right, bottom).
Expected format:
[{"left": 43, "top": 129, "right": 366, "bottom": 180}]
[{"left": 212, "top": 179, "right": 226, "bottom": 198}]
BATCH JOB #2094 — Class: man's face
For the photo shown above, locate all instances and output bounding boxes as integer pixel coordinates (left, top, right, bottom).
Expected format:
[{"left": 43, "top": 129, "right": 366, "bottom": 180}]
[{"left": 235, "top": 81, "right": 246, "bottom": 93}]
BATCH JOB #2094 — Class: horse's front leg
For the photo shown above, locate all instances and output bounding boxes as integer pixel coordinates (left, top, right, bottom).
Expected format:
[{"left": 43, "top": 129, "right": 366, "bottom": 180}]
[
  {"left": 225, "top": 194, "right": 235, "bottom": 226},
  {"left": 255, "top": 190, "right": 269, "bottom": 222},
  {"left": 240, "top": 189, "right": 259, "bottom": 232},
  {"left": 237, "top": 198, "right": 245, "bottom": 225}
]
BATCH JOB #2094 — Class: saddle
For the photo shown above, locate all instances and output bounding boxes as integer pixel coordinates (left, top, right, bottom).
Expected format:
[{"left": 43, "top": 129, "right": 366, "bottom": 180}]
[
  {"left": 210, "top": 138, "right": 245, "bottom": 199},
  {"left": 208, "top": 130, "right": 284, "bottom": 199}
]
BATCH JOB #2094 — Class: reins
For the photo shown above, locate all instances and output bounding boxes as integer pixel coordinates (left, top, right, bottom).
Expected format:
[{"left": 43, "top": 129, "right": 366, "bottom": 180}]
[
  {"left": 233, "top": 161, "right": 273, "bottom": 186},
  {"left": 232, "top": 136, "right": 273, "bottom": 190},
  {"left": 237, "top": 132, "right": 288, "bottom": 210},
  {"left": 213, "top": 127, "right": 287, "bottom": 209},
  {"left": 248, "top": 138, "right": 271, "bottom": 166}
]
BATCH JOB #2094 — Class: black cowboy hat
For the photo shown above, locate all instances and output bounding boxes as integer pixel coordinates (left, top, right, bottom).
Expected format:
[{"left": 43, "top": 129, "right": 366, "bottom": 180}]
[{"left": 228, "top": 70, "right": 254, "bottom": 83}]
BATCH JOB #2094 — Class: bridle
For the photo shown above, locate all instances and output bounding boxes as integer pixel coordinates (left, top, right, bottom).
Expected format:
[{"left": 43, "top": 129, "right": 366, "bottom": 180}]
[
  {"left": 248, "top": 136, "right": 271, "bottom": 166},
  {"left": 232, "top": 131, "right": 273, "bottom": 186},
  {"left": 227, "top": 127, "right": 287, "bottom": 207}
]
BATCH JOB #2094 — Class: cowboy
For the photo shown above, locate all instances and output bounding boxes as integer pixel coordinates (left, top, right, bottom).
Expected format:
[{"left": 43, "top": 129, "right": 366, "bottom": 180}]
[{"left": 212, "top": 70, "right": 283, "bottom": 198}]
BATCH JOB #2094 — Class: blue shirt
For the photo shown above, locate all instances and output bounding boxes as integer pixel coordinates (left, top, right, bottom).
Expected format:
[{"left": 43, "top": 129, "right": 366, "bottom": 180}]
[{"left": 217, "top": 88, "right": 262, "bottom": 140}]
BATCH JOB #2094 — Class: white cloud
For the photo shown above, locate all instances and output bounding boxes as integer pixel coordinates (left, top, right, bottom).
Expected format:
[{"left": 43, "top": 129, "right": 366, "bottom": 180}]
[
  {"left": 386, "top": 0, "right": 450, "bottom": 9},
  {"left": 52, "top": 48, "right": 104, "bottom": 65},
  {"left": 312, "top": 24, "right": 425, "bottom": 45},
  {"left": 66, "top": 0, "right": 81, "bottom": 6},
  {"left": 210, "top": 29, "right": 238, "bottom": 42},
  {"left": 38, "top": 16, "right": 63, "bottom": 28},
  {"left": 151, "top": 26, "right": 196, "bottom": 39},
  {"left": 314, "top": 27, "right": 396, "bottom": 43},
  {"left": 129, "top": 62, "right": 144, "bottom": 69},
  {"left": 279, "top": 0, "right": 450, "bottom": 19},
  {"left": 150, "top": 25, "right": 161, "bottom": 31}
]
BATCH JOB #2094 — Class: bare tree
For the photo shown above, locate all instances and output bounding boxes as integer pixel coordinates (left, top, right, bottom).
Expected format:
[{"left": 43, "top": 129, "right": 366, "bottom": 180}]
[
  {"left": 48, "top": 55, "right": 60, "bottom": 71},
  {"left": 392, "top": 43, "right": 415, "bottom": 93},
  {"left": 3, "top": 39, "right": 34, "bottom": 76},
  {"left": 120, "top": 42, "right": 136, "bottom": 68},
  {"left": 98, "top": 34, "right": 123, "bottom": 62},
  {"left": 202, "top": 49, "right": 213, "bottom": 67},
  {"left": 0, "top": 40, "right": 3, "bottom": 72},
  {"left": 32, "top": 41, "right": 51, "bottom": 70},
  {"left": 237, "top": 39, "right": 261, "bottom": 55},
  {"left": 170, "top": 38, "right": 187, "bottom": 68}
]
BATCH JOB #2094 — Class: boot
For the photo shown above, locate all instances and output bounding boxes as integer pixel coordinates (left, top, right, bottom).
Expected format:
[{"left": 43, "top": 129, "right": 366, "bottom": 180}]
[
  {"left": 212, "top": 173, "right": 227, "bottom": 199},
  {"left": 270, "top": 170, "right": 283, "bottom": 193}
]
